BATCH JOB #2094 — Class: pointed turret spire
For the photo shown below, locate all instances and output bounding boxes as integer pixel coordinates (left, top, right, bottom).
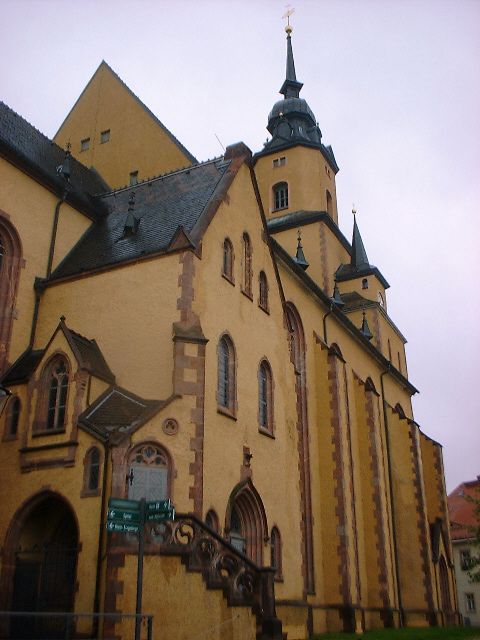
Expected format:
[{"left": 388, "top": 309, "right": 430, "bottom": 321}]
[
  {"left": 351, "top": 208, "right": 370, "bottom": 269},
  {"left": 330, "top": 283, "right": 345, "bottom": 308},
  {"left": 359, "top": 311, "right": 373, "bottom": 340},
  {"left": 294, "top": 230, "right": 309, "bottom": 270},
  {"left": 280, "top": 27, "right": 303, "bottom": 99}
]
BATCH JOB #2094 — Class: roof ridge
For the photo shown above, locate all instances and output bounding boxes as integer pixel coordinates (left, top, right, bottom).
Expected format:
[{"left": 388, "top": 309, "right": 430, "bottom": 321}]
[{"left": 98, "top": 155, "right": 228, "bottom": 198}]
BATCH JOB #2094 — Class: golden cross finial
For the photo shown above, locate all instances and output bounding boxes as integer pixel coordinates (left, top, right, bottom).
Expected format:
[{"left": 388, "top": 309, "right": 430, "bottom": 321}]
[{"left": 283, "top": 5, "right": 295, "bottom": 34}]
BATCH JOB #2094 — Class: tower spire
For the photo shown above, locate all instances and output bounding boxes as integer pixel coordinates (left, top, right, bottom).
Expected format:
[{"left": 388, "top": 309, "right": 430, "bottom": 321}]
[
  {"left": 279, "top": 18, "right": 303, "bottom": 99},
  {"left": 350, "top": 209, "right": 370, "bottom": 269}
]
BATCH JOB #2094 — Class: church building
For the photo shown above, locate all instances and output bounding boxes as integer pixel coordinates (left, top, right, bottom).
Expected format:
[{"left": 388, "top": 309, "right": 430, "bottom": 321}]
[{"left": 0, "top": 25, "right": 459, "bottom": 639}]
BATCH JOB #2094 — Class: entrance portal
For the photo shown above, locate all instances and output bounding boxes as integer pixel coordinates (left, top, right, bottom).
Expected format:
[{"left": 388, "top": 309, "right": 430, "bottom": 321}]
[{"left": 7, "top": 493, "right": 79, "bottom": 639}]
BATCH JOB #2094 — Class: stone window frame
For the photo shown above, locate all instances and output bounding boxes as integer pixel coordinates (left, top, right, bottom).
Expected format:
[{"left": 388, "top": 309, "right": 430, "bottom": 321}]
[
  {"left": 80, "top": 137, "right": 90, "bottom": 152},
  {"left": 2, "top": 395, "right": 20, "bottom": 442},
  {"left": 222, "top": 237, "right": 235, "bottom": 285},
  {"left": 258, "top": 358, "right": 274, "bottom": 437},
  {"left": 205, "top": 509, "right": 220, "bottom": 534},
  {"left": 272, "top": 182, "right": 289, "bottom": 211},
  {"left": 216, "top": 333, "right": 237, "bottom": 419},
  {"left": 0, "top": 213, "right": 22, "bottom": 375},
  {"left": 258, "top": 270, "right": 269, "bottom": 313},
  {"left": 241, "top": 233, "right": 253, "bottom": 299},
  {"left": 33, "top": 353, "right": 71, "bottom": 435},
  {"left": 126, "top": 441, "right": 174, "bottom": 502},
  {"left": 465, "top": 592, "right": 476, "bottom": 612},
  {"left": 270, "top": 525, "right": 283, "bottom": 581},
  {"left": 81, "top": 446, "right": 103, "bottom": 498}
]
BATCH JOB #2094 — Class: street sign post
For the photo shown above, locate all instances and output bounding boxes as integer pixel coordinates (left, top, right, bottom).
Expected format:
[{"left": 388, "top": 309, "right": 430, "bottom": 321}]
[{"left": 105, "top": 496, "right": 175, "bottom": 640}]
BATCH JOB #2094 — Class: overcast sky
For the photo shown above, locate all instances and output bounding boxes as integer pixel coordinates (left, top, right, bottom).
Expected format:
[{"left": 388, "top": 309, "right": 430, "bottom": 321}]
[{"left": 2, "top": 0, "right": 479, "bottom": 492}]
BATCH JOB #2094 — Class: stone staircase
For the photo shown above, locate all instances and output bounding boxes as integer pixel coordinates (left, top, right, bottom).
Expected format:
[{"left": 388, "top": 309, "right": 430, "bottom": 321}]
[{"left": 148, "top": 513, "right": 284, "bottom": 639}]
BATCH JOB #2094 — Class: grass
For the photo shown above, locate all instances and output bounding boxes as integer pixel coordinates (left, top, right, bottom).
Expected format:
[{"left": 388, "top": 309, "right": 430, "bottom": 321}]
[{"left": 313, "top": 627, "right": 480, "bottom": 640}]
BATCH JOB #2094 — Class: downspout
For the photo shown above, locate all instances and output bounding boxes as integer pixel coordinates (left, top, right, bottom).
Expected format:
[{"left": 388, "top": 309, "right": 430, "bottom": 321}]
[
  {"left": 380, "top": 365, "right": 404, "bottom": 627},
  {"left": 322, "top": 303, "right": 334, "bottom": 345},
  {"left": 93, "top": 438, "right": 110, "bottom": 636},
  {"left": 46, "top": 197, "right": 65, "bottom": 278}
]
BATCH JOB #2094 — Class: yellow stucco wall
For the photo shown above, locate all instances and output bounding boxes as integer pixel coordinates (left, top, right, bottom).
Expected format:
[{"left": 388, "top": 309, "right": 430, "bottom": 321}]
[
  {"left": 54, "top": 63, "right": 193, "bottom": 190},
  {"left": 0, "top": 156, "right": 92, "bottom": 370},
  {"left": 255, "top": 146, "right": 339, "bottom": 223}
]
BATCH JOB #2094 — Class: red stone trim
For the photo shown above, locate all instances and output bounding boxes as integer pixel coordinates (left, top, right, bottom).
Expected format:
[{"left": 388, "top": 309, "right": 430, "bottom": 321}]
[
  {"left": 103, "top": 549, "right": 125, "bottom": 640},
  {"left": 363, "top": 379, "right": 391, "bottom": 610},
  {"left": 318, "top": 223, "right": 330, "bottom": 293},
  {"left": 174, "top": 250, "right": 206, "bottom": 516},
  {"left": 328, "top": 351, "right": 351, "bottom": 604},
  {"left": 0, "top": 212, "right": 22, "bottom": 375},
  {"left": 286, "top": 303, "right": 314, "bottom": 595},
  {"left": 342, "top": 364, "right": 362, "bottom": 604},
  {"left": 408, "top": 422, "right": 435, "bottom": 617}
]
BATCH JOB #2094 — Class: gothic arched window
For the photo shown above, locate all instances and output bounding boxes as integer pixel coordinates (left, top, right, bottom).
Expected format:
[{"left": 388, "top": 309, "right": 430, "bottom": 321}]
[
  {"left": 82, "top": 446, "right": 102, "bottom": 496},
  {"left": 217, "top": 335, "right": 236, "bottom": 415},
  {"left": 0, "top": 218, "right": 22, "bottom": 374},
  {"left": 205, "top": 509, "right": 220, "bottom": 533},
  {"left": 46, "top": 359, "right": 69, "bottom": 431},
  {"left": 242, "top": 233, "right": 252, "bottom": 298},
  {"left": 273, "top": 182, "right": 288, "bottom": 211},
  {"left": 222, "top": 238, "right": 234, "bottom": 283},
  {"left": 4, "top": 395, "right": 20, "bottom": 440},
  {"left": 258, "top": 360, "right": 273, "bottom": 433},
  {"left": 259, "top": 271, "right": 269, "bottom": 312},
  {"left": 127, "top": 443, "right": 171, "bottom": 502},
  {"left": 270, "top": 526, "right": 283, "bottom": 580}
]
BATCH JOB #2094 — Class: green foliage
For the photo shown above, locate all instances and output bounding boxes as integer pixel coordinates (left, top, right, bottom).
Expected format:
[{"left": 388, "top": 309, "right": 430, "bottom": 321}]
[{"left": 313, "top": 627, "right": 480, "bottom": 640}]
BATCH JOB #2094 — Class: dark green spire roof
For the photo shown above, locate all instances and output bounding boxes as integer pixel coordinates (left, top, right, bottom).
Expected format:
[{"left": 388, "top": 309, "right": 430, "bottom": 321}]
[
  {"left": 351, "top": 215, "right": 369, "bottom": 268},
  {"left": 279, "top": 34, "right": 304, "bottom": 99}
]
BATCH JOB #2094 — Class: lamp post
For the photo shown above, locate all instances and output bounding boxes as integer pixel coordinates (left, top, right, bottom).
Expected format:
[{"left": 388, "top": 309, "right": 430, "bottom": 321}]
[{"left": 0, "top": 386, "right": 11, "bottom": 418}]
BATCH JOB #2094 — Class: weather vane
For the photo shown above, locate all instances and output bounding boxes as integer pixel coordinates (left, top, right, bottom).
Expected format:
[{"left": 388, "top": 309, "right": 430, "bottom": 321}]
[
  {"left": 352, "top": 203, "right": 357, "bottom": 216},
  {"left": 282, "top": 5, "right": 295, "bottom": 33}
]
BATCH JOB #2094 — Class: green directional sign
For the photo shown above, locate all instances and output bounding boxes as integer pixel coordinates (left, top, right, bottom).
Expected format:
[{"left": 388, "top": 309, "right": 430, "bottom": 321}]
[
  {"left": 106, "top": 521, "right": 139, "bottom": 534},
  {"left": 107, "top": 508, "right": 141, "bottom": 523},
  {"left": 146, "top": 508, "right": 175, "bottom": 522},
  {"left": 146, "top": 499, "right": 171, "bottom": 512},
  {"left": 108, "top": 498, "right": 140, "bottom": 511}
]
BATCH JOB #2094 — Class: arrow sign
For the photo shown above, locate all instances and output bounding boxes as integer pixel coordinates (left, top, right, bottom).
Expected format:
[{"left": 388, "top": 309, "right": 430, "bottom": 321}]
[
  {"left": 106, "top": 521, "right": 139, "bottom": 534},
  {"left": 146, "top": 508, "right": 175, "bottom": 522},
  {"left": 146, "top": 499, "right": 172, "bottom": 512},
  {"left": 107, "top": 509, "right": 141, "bottom": 523}
]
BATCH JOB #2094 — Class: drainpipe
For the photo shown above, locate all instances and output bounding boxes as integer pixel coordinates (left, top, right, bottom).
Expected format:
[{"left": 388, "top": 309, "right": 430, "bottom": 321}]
[
  {"left": 46, "top": 197, "right": 65, "bottom": 278},
  {"left": 380, "top": 365, "right": 404, "bottom": 627},
  {"left": 93, "top": 439, "right": 110, "bottom": 636},
  {"left": 28, "top": 278, "right": 46, "bottom": 349},
  {"left": 322, "top": 303, "right": 334, "bottom": 345}
]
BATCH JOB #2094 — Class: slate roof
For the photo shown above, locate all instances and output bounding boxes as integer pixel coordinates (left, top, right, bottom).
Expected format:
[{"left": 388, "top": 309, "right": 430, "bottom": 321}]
[
  {"left": 1, "top": 348, "right": 45, "bottom": 385},
  {"left": 64, "top": 326, "right": 115, "bottom": 383},
  {"left": 50, "top": 158, "right": 231, "bottom": 280},
  {"left": 0, "top": 101, "right": 108, "bottom": 218},
  {"left": 1, "top": 323, "right": 114, "bottom": 385},
  {"left": 448, "top": 477, "right": 480, "bottom": 541},
  {"left": 79, "top": 386, "right": 165, "bottom": 443}
]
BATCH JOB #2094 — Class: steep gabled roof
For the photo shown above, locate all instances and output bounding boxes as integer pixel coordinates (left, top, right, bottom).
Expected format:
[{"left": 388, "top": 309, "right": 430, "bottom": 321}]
[
  {"left": 78, "top": 385, "right": 168, "bottom": 444},
  {"left": 1, "top": 320, "right": 114, "bottom": 385},
  {"left": 0, "top": 101, "right": 108, "bottom": 219},
  {"left": 54, "top": 61, "right": 197, "bottom": 166}
]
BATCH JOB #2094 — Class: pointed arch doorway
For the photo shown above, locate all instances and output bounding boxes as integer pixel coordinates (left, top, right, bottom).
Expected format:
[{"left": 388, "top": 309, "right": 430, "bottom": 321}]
[
  {"left": 3, "top": 492, "right": 79, "bottom": 639},
  {"left": 225, "top": 481, "right": 268, "bottom": 566}
]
